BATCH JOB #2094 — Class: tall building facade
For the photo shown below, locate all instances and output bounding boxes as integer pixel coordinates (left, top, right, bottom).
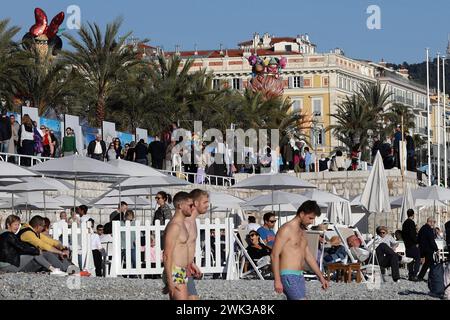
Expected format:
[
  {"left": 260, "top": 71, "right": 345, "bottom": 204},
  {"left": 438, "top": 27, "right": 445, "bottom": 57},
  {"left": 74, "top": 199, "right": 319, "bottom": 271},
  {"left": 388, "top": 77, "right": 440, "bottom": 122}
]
[{"left": 165, "top": 32, "right": 432, "bottom": 156}]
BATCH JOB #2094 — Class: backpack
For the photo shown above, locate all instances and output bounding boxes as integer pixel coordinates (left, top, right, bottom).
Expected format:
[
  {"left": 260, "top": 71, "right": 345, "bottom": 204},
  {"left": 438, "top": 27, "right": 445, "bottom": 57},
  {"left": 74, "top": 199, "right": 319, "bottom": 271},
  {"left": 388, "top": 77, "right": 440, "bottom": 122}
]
[{"left": 428, "top": 257, "right": 450, "bottom": 298}]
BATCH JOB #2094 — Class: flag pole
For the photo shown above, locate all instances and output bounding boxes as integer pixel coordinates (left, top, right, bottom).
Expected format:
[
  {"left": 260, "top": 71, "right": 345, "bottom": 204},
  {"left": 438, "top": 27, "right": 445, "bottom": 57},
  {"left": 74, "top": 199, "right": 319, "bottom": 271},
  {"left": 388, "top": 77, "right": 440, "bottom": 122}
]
[
  {"left": 437, "top": 52, "right": 441, "bottom": 186},
  {"left": 443, "top": 56, "right": 447, "bottom": 188},
  {"left": 426, "top": 48, "right": 432, "bottom": 186}
]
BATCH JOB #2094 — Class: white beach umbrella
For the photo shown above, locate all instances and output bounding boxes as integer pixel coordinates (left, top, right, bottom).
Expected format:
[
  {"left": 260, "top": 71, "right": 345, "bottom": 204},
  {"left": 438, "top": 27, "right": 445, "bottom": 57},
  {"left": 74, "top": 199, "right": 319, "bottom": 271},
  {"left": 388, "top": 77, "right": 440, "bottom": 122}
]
[
  {"left": 30, "top": 154, "right": 128, "bottom": 213},
  {"left": 231, "top": 173, "right": 316, "bottom": 228},
  {"left": 0, "top": 162, "right": 38, "bottom": 178},
  {"left": 360, "top": 151, "right": 391, "bottom": 280}
]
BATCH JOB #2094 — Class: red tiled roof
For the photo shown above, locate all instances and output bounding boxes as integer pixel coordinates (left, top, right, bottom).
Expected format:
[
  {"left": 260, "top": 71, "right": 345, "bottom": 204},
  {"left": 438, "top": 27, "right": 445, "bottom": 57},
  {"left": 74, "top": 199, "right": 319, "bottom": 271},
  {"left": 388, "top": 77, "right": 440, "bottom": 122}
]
[
  {"left": 238, "top": 40, "right": 253, "bottom": 46},
  {"left": 138, "top": 43, "right": 156, "bottom": 50},
  {"left": 270, "top": 37, "right": 297, "bottom": 44}
]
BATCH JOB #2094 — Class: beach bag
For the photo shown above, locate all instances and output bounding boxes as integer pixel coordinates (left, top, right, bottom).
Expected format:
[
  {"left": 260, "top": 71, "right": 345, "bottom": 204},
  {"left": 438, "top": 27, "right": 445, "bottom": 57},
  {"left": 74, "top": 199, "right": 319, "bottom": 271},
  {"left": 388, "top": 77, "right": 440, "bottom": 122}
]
[
  {"left": 444, "top": 261, "right": 450, "bottom": 300},
  {"left": 428, "top": 256, "right": 449, "bottom": 298}
]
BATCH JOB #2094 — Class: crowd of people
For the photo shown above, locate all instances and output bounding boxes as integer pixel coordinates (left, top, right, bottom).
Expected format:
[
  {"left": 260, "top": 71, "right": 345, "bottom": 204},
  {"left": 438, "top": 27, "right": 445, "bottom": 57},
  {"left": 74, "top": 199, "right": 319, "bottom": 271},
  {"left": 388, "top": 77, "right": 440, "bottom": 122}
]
[{"left": 1, "top": 193, "right": 449, "bottom": 301}]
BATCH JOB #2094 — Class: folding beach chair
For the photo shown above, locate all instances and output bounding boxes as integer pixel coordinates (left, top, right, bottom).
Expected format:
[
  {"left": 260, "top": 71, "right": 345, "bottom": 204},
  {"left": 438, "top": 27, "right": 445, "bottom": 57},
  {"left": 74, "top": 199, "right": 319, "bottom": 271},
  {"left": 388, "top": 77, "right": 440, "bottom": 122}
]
[
  {"left": 334, "top": 225, "right": 381, "bottom": 282},
  {"left": 304, "top": 230, "right": 325, "bottom": 279},
  {"left": 234, "top": 228, "right": 270, "bottom": 280}
]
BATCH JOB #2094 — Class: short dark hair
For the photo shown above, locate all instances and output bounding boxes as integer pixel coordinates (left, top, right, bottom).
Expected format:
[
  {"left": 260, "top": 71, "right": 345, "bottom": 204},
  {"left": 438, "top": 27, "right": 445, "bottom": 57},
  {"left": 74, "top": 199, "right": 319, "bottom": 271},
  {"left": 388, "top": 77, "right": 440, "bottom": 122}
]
[
  {"left": 173, "top": 191, "right": 192, "bottom": 208},
  {"left": 29, "top": 215, "right": 45, "bottom": 228},
  {"left": 119, "top": 201, "right": 128, "bottom": 208},
  {"left": 297, "top": 201, "right": 321, "bottom": 217},
  {"left": 96, "top": 224, "right": 104, "bottom": 230},
  {"left": 248, "top": 216, "right": 256, "bottom": 223},
  {"left": 139, "top": 139, "right": 144, "bottom": 143},
  {"left": 263, "top": 212, "right": 276, "bottom": 223},
  {"left": 79, "top": 205, "right": 88, "bottom": 214},
  {"left": 407, "top": 209, "right": 414, "bottom": 218}
]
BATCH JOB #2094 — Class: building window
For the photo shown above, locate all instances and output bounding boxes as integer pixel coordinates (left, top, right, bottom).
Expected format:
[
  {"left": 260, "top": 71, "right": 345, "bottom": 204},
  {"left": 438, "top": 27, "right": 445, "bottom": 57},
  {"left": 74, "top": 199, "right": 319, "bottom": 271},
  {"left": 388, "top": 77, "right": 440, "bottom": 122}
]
[
  {"left": 289, "top": 76, "right": 304, "bottom": 88},
  {"left": 312, "top": 97, "right": 323, "bottom": 116},
  {"left": 285, "top": 45, "right": 292, "bottom": 52},
  {"left": 311, "top": 126, "right": 324, "bottom": 146},
  {"left": 212, "top": 79, "right": 221, "bottom": 90},
  {"left": 291, "top": 98, "right": 303, "bottom": 113},
  {"left": 232, "top": 78, "right": 242, "bottom": 90}
]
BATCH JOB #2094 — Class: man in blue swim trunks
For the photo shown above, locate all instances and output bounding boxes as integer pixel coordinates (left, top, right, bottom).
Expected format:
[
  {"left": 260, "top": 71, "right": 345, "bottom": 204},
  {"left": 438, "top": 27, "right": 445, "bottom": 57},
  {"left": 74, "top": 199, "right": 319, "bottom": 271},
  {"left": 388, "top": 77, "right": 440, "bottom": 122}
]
[{"left": 271, "top": 200, "right": 329, "bottom": 300}]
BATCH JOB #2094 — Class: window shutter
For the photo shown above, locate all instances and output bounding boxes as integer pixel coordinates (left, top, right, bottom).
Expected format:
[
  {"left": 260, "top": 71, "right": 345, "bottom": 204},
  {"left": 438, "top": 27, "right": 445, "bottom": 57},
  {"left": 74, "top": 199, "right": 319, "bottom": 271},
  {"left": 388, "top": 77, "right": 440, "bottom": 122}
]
[
  {"left": 239, "top": 78, "right": 243, "bottom": 91},
  {"left": 288, "top": 76, "right": 293, "bottom": 89},
  {"left": 299, "top": 76, "right": 304, "bottom": 88}
]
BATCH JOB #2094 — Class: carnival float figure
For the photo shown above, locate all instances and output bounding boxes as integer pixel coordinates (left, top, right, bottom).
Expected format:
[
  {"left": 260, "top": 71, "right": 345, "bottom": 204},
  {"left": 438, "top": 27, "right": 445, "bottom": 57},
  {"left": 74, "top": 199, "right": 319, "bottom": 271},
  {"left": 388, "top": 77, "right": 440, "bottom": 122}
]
[
  {"left": 247, "top": 54, "right": 287, "bottom": 100},
  {"left": 22, "top": 8, "right": 65, "bottom": 57}
]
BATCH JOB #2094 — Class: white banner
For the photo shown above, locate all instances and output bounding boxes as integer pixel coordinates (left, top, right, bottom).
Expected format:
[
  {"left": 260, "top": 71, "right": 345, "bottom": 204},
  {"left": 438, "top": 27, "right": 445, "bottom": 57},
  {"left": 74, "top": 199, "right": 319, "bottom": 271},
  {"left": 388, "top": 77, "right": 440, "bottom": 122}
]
[
  {"left": 102, "top": 121, "right": 116, "bottom": 144},
  {"left": 135, "top": 128, "right": 148, "bottom": 143},
  {"left": 65, "top": 115, "right": 83, "bottom": 155},
  {"left": 21, "top": 106, "right": 39, "bottom": 125}
]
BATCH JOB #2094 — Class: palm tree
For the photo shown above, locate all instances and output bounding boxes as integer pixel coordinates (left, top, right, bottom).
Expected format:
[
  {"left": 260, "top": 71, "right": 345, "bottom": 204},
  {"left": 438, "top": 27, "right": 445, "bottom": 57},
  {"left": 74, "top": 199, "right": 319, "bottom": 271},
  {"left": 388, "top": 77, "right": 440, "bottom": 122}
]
[
  {"left": 329, "top": 94, "right": 378, "bottom": 159},
  {"left": 107, "top": 64, "right": 153, "bottom": 132},
  {"left": 0, "top": 19, "right": 21, "bottom": 109},
  {"left": 146, "top": 54, "right": 195, "bottom": 131},
  {"left": 13, "top": 47, "right": 80, "bottom": 115},
  {"left": 383, "top": 102, "right": 416, "bottom": 136},
  {"left": 359, "top": 81, "right": 392, "bottom": 114},
  {"left": 63, "top": 18, "right": 144, "bottom": 127}
]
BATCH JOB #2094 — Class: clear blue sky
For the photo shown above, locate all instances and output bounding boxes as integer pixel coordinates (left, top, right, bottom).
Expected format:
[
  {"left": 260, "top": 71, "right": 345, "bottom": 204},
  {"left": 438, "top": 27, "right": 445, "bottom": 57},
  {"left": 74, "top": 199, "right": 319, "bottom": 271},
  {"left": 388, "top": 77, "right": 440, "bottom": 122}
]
[{"left": 2, "top": 0, "right": 449, "bottom": 64}]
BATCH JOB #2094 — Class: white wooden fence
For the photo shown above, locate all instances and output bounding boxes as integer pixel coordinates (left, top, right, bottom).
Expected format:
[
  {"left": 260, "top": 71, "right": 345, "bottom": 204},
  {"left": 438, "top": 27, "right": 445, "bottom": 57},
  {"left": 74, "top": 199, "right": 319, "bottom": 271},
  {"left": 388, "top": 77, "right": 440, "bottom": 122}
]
[
  {"left": 109, "top": 218, "right": 235, "bottom": 277},
  {"left": 51, "top": 221, "right": 95, "bottom": 272}
]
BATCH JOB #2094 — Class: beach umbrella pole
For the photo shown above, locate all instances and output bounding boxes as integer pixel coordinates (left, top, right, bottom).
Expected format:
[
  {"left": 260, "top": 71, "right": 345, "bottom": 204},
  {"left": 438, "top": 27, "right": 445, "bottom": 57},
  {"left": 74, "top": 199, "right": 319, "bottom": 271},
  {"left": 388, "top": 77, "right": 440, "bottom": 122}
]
[
  {"left": 150, "top": 187, "right": 153, "bottom": 218},
  {"left": 43, "top": 190, "right": 46, "bottom": 217},
  {"left": 73, "top": 175, "right": 77, "bottom": 215}
]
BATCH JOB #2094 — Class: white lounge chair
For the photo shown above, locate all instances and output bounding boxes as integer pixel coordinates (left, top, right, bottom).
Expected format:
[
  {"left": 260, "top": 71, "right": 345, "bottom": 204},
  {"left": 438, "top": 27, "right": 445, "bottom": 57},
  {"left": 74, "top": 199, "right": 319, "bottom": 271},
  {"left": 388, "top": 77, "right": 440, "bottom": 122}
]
[{"left": 334, "top": 225, "right": 382, "bottom": 282}]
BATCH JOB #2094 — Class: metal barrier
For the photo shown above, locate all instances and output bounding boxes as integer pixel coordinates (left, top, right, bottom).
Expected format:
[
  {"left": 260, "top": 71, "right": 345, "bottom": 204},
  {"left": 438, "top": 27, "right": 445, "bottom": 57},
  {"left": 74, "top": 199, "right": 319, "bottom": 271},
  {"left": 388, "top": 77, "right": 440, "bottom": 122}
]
[{"left": 0, "top": 152, "right": 53, "bottom": 167}]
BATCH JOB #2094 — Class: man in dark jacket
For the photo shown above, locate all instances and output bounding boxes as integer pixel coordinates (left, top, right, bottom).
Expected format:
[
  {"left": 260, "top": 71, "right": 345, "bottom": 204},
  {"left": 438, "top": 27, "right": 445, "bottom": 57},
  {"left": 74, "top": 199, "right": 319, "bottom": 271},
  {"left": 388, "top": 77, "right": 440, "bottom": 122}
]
[
  {"left": 135, "top": 139, "right": 148, "bottom": 165},
  {"left": 0, "top": 108, "right": 12, "bottom": 153},
  {"left": 401, "top": 209, "right": 421, "bottom": 281},
  {"left": 87, "top": 134, "right": 107, "bottom": 161},
  {"left": 417, "top": 217, "right": 439, "bottom": 281},
  {"left": 148, "top": 135, "right": 165, "bottom": 169}
]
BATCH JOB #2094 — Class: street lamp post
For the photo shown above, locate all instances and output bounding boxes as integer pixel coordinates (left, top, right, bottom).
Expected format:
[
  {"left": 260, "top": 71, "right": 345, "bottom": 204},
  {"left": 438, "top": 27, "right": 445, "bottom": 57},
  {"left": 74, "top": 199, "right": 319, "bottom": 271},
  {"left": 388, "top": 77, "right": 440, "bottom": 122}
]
[
  {"left": 367, "top": 129, "right": 374, "bottom": 165},
  {"left": 312, "top": 114, "right": 320, "bottom": 173}
]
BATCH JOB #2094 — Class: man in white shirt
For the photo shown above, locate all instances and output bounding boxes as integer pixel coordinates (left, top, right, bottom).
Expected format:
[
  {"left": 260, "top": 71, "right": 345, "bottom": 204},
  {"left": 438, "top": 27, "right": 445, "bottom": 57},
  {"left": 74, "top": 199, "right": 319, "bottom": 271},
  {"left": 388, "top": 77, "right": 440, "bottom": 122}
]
[
  {"left": 78, "top": 205, "right": 92, "bottom": 226},
  {"left": 374, "top": 226, "right": 398, "bottom": 250},
  {"left": 52, "top": 211, "right": 68, "bottom": 241},
  {"left": 88, "top": 134, "right": 106, "bottom": 161},
  {"left": 91, "top": 224, "right": 106, "bottom": 277},
  {"left": 246, "top": 216, "right": 261, "bottom": 232}
]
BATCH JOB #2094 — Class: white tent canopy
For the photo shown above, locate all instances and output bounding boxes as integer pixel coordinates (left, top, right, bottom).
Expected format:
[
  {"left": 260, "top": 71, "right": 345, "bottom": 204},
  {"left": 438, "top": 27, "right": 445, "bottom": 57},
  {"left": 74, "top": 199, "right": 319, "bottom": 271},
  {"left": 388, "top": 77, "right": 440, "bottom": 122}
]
[{"left": 0, "top": 162, "right": 38, "bottom": 178}]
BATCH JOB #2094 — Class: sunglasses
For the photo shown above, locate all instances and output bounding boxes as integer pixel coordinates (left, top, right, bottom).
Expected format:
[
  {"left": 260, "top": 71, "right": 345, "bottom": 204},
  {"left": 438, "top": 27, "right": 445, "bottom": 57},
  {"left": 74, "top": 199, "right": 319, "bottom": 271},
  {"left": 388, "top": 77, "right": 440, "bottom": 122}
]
[
  {"left": 249, "top": 234, "right": 258, "bottom": 238},
  {"left": 268, "top": 220, "right": 277, "bottom": 223},
  {"left": 155, "top": 197, "right": 162, "bottom": 200},
  {"left": 380, "top": 231, "right": 386, "bottom": 235}
]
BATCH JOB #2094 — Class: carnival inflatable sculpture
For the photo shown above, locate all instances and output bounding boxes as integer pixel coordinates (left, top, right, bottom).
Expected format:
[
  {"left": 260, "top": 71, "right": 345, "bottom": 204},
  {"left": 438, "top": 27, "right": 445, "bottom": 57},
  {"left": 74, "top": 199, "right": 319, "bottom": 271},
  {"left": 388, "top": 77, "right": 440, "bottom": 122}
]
[
  {"left": 22, "top": 8, "right": 65, "bottom": 57},
  {"left": 247, "top": 54, "right": 287, "bottom": 100}
]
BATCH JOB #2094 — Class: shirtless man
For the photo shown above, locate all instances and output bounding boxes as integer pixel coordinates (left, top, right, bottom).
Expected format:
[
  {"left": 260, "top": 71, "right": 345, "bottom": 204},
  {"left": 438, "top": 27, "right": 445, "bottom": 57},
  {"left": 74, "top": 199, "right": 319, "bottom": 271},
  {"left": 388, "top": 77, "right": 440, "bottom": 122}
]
[
  {"left": 271, "top": 200, "right": 329, "bottom": 300},
  {"left": 163, "top": 191, "right": 193, "bottom": 300},
  {"left": 184, "top": 189, "right": 210, "bottom": 300}
]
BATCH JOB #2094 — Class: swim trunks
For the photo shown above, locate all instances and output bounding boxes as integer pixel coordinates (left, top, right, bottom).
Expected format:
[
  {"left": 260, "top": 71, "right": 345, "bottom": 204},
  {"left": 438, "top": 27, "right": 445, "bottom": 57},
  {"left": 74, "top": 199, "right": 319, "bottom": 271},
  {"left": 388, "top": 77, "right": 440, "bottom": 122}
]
[{"left": 280, "top": 270, "right": 305, "bottom": 300}]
